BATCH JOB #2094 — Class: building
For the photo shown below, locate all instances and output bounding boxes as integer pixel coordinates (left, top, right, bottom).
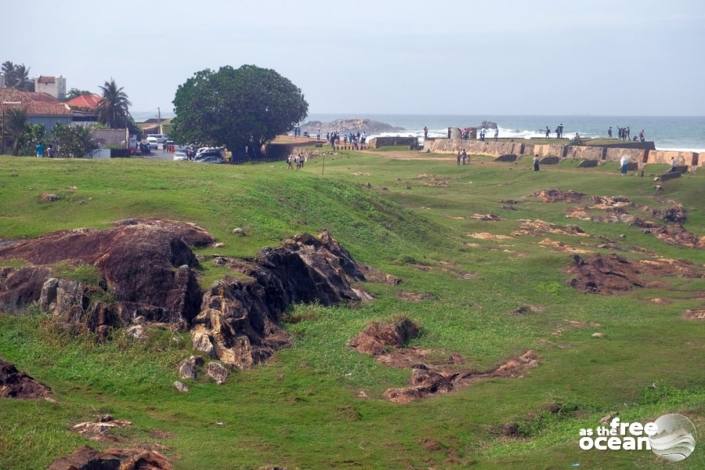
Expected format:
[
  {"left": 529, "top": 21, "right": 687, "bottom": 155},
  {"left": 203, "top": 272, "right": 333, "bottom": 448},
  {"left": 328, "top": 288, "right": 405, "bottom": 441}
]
[
  {"left": 34, "top": 75, "right": 67, "bottom": 100},
  {"left": 66, "top": 93, "right": 102, "bottom": 126},
  {"left": 0, "top": 88, "right": 72, "bottom": 131}
]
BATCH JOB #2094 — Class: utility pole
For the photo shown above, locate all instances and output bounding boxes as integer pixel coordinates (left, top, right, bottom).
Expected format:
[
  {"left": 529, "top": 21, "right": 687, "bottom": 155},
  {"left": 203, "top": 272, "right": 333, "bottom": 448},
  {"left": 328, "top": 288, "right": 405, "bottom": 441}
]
[{"left": 157, "top": 106, "right": 162, "bottom": 135}]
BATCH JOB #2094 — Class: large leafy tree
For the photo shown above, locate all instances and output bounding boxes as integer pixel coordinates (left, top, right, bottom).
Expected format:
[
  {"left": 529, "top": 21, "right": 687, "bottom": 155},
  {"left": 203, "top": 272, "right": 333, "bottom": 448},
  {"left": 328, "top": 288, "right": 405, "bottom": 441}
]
[
  {"left": 171, "top": 65, "right": 308, "bottom": 160},
  {"left": 1, "top": 61, "right": 33, "bottom": 91},
  {"left": 97, "top": 79, "right": 132, "bottom": 128},
  {"left": 4, "top": 108, "right": 29, "bottom": 155}
]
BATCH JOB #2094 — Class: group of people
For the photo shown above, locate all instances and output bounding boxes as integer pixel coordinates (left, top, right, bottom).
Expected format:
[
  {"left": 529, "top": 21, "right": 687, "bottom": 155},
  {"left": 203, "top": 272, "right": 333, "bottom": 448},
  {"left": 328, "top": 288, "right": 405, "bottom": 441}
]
[
  {"left": 544, "top": 124, "right": 565, "bottom": 138},
  {"left": 326, "top": 131, "right": 367, "bottom": 150},
  {"left": 456, "top": 149, "right": 469, "bottom": 165},
  {"left": 35, "top": 143, "right": 56, "bottom": 157},
  {"left": 286, "top": 152, "right": 307, "bottom": 169},
  {"left": 608, "top": 126, "right": 647, "bottom": 142}
]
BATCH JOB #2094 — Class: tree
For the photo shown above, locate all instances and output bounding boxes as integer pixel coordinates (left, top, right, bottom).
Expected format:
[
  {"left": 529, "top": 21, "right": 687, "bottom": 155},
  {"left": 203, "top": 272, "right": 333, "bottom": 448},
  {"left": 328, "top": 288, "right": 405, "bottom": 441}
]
[
  {"left": 49, "top": 124, "right": 97, "bottom": 158},
  {"left": 171, "top": 65, "right": 308, "bottom": 161},
  {"left": 4, "top": 108, "right": 29, "bottom": 155},
  {"left": 1, "top": 61, "right": 33, "bottom": 91},
  {"left": 64, "top": 88, "right": 93, "bottom": 101},
  {"left": 97, "top": 79, "right": 132, "bottom": 128}
]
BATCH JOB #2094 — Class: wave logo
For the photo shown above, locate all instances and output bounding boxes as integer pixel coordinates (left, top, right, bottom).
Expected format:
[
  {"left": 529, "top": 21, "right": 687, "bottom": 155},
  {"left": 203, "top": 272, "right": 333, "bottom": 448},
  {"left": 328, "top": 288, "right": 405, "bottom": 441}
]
[{"left": 648, "top": 414, "right": 697, "bottom": 462}]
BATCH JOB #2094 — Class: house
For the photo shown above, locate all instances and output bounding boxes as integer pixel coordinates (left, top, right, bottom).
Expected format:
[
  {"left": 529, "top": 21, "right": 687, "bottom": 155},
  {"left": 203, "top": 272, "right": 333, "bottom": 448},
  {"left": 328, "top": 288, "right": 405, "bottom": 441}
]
[
  {"left": 66, "top": 93, "right": 102, "bottom": 126},
  {"left": 0, "top": 88, "right": 72, "bottom": 131},
  {"left": 34, "top": 75, "right": 67, "bottom": 100}
]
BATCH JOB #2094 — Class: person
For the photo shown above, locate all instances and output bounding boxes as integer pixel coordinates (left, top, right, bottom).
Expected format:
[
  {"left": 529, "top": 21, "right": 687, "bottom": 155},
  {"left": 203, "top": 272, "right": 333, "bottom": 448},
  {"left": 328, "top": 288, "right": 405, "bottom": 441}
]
[
  {"left": 286, "top": 155, "right": 293, "bottom": 169},
  {"left": 558, "top": 123, "right": 564, "bottom": 139},
  {"left": 494, "top": 128, "right": 499, "bottom": 141},
  {"left": 424, "top": 126, "right": 428, "bottom": 140},
  {"left": 461, "top": 149, "right": 468, "bottom": 165},
  {"left": 608, "top": 126, "right": 613, "bottom": 138},
  {"left": 545, "top": 126, "right": 550, "bottom": 138},
  {"left": 456, "top": 150, "right": 462, "bottom": 165},
  {"left": 639, "top": 129, "right": 645, "bottom": 142},
  {"left": 619, "top": 154, "right": 630, "bottom": 176},
  {"left": 533, "top": 155, "right": 540, "bottom": 172},
  {"left": 447, "top": 127, "right": 451, "bottom": 139},
  {"left": 46, "top": 144, "right": 54, "bottom": 158},
  {"left": 299, "top": 152, "right": 305, "bottom": 168},
  {"left": 35, "top": 142, "right": 45, "bottom": 158}
]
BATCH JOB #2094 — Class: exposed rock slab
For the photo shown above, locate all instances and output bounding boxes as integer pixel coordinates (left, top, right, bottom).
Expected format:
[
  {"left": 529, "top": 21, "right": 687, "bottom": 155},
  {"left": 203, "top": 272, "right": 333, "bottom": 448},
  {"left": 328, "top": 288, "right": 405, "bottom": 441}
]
[
  {"left": 192, "top": 231, "right": 368, "bottom": 369},
  {"left": 48, "top": 446, "right": 171, "bottom": 470},
  {"left": 0, "top": 358, "right": 51, "bottom": 399},
  {"left": 0, "top": 219, "right": 213, "bottom": 328}
]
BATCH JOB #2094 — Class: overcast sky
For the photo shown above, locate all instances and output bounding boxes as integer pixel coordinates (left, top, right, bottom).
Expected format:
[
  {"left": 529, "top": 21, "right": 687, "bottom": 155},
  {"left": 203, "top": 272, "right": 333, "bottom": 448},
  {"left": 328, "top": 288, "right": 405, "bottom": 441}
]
[{"left": 4, "top": 0, "right": 704, "bottom": 116}]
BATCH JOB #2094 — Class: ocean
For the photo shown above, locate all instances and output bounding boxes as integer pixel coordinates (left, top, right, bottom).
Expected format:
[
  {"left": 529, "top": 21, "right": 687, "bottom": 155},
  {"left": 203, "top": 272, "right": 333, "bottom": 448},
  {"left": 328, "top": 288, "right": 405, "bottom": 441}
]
[
  {"left": 133, "top": 110, "right": 705, "bottom": 152},
  {"left": 307, "top": 114, "right": 705, "bottom": 152}
]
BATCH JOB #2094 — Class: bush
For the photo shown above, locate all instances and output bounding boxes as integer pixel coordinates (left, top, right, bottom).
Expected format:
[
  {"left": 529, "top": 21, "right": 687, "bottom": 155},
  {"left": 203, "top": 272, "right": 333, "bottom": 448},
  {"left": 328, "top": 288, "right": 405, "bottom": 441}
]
[{"left": 49, "top": 124, "right": 98, "bottom": 158}]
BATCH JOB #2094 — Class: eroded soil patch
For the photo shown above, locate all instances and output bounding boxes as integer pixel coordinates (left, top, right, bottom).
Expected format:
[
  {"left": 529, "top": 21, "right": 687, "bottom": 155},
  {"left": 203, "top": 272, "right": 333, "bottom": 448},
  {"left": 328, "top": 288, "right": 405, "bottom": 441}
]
[{"left": 350, "top": 318, "right": 538, "bottom": 403}]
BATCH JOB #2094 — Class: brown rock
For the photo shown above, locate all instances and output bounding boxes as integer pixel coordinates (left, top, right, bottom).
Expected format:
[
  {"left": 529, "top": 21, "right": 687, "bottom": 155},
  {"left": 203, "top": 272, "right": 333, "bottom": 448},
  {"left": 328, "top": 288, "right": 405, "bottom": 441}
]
[
  {"left": 48, "top": 446, "right": 172, "bottom": 470},
  {"left": 0, "top": 358, "right": 51, "bottom": 399},
  {"left": 206, "top": 361, "right": 229, "bottom": 384},
  {"left": 349, "top": 317, "right": 420, "bottom": 356},
  {"left": 178, "top": 355, "right": 204, "bottom": 380}
]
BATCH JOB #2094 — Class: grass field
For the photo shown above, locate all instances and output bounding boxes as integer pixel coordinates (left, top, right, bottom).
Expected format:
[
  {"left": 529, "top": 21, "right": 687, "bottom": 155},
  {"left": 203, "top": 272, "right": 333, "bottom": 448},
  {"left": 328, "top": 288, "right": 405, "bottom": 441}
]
[{"left": 1, "top": 150, "right": 705, "bottom": 469}]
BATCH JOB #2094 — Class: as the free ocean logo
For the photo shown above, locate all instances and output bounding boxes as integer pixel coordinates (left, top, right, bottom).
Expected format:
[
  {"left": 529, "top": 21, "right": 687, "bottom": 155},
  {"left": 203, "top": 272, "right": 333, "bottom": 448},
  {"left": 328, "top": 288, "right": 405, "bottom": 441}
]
[{"left": 579, "top": 414, "right": 696, "bottom": 462}]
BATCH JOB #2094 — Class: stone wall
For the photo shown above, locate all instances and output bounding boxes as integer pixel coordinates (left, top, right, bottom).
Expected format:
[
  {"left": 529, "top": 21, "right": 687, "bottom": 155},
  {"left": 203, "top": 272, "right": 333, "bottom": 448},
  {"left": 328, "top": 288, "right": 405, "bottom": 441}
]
[
  {"left": 368, "top": 136, "right": 418, "bottom": 149},
  {"left": 424, "top": 137, "right": 703, "bottom": 168}
]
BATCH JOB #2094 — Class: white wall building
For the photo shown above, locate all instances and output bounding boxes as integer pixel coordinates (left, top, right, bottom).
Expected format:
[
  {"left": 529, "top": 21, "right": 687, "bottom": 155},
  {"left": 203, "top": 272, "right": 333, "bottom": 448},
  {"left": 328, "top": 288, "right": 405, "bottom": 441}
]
[{"left": 34, "top": 75, "right": 66, "bottom": 99}]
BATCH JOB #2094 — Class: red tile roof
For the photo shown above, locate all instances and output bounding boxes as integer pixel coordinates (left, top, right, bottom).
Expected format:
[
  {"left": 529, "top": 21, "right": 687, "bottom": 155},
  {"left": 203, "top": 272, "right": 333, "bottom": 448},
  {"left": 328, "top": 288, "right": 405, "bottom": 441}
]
[
  {"left": 0, "top": 88, "right": 71, "bottom": 116},
  {"left": 66, "top": 93, "right": 102, "bottom": 110}
]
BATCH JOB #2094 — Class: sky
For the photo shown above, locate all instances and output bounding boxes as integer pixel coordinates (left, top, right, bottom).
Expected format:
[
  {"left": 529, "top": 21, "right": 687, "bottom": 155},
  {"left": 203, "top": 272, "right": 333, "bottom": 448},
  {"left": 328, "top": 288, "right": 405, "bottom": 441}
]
[{"left": 4, "top": 0, "right": 705, "bottom": 117}]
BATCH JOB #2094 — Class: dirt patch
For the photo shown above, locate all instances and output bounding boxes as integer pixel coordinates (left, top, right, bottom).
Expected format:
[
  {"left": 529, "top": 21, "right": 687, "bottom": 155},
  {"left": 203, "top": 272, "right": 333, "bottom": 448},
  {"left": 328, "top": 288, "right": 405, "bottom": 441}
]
[
  {"left": 513, "top": 219, "right": 588, "bottom": 237},
  {"left": 384, "top": 350, "right": 539, "bottom": 404},
  {"left": 683, "top": 309, "right": 705, "bottom": 321},
  {"left": 415, "top": 173, "right": 449, "bottom": 187},
  {"left": 590, "top": 195, "right": 632, "bottom": 210},
  {"left": 72, "top": 415, "right": 132, "bottom": 442},
  {"left": 467, "top": 232, "right": 513, "bottom": 241},
  {"left": 471, "top": 213, "right": 501, "bottom": 221},
  {"left": 48, "top": 446, "right": 171, "bottom": 470},
  {"left": 633, "top": 219, "right": 705, "bottom": 248},
  {"left": 398, "top": 291, "right": 435, "bottom": 302},
  {"left": 0, "top": 358, "right": 51, "bottom": 399},
  {"left": 534, "top": 189, "right": 585, "bottom": 203},
  {"left": 567, "top": 254, "right": 703, "bottom": 294},
  {"left": 511, "top": 305, "right": 544, "bottom": 315},
  {"left": 349, "top": 317, "right": 420, "bottom": 356},
  {"left": 538, "top": 238, "right": 592, "bottom": 254}
]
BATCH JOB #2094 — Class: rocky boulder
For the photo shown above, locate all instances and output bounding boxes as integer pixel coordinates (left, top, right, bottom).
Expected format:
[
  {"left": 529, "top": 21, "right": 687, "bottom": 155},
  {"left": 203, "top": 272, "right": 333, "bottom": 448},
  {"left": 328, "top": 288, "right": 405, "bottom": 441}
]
[
  {"left": 0, "top": 358, "right": 51, "bottom": 399},
  {"left": 192, "top": 231, "right": 368, "bottom": 369},
  {"left": 0, "top": 219, "right": 213, "bottom": 330},
  {"left": 48, "top": 446, "right": 171, "bottom": 470}
]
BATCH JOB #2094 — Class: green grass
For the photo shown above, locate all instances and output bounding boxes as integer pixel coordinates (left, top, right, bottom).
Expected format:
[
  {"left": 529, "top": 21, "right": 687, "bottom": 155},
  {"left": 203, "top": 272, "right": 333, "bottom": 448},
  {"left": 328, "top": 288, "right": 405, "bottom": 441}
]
[{"left": 1, "top": 153, "right": 705, "bottom": 469}]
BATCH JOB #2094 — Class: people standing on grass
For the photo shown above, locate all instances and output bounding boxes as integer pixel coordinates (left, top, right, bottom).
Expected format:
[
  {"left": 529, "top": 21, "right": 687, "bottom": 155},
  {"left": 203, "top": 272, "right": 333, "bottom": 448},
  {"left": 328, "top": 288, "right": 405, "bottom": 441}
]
[
  {"left": 533, "top": 155, "right": 540, "bottom": 172},
  {"left": 424, "top": 126, "right": 429, "bottom": 140},
  {"left": 35, "top": 142, "right": 44, "bottom": 158},
  {"left": 461, "top": 149, "right": 468, "bottom": 165},
  {"left": 456, "top": 150, "right": 462, "bottom": 165}
]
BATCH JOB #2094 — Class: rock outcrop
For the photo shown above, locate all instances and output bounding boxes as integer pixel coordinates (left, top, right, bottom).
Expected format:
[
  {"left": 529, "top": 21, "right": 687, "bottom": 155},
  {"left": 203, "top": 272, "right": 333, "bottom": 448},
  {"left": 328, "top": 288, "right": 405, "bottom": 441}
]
[
  {"left": 0, "top": 222, "right": 369, "bottom": 372},
  {"left": 0, "top": 358, "right": 51, "bottom": 399},
  {"left": 48, "top": 446, "right": 171, "bottom": 470},
  {"left": 0, "top": 219, "right": 212, "bottom": 330},
  {"left": 191, "top": 231, "right": 368, "bottom": 368},
  {"left": 300, "top": 118, "right": 403, "bottom": 135}
]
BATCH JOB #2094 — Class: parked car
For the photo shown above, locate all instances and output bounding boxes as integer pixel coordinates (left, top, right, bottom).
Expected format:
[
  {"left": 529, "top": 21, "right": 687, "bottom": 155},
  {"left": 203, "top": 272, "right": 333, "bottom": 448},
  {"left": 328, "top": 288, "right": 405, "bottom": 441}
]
[
  {"left": 173, "top": 148, "right": 188, "bottom": 161},
  {"left": 193, "top": 153, "right": 224, "bottom": 164}
]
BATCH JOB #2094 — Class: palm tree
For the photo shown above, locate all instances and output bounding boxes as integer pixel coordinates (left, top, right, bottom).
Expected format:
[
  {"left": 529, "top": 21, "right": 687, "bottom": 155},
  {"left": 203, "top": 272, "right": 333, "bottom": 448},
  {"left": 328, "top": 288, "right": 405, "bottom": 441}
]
[
  {"left": 97, "top": 79, "right": 132, "bottom": 128},
  {"left": 1, "top": 61, "right": 32, "bottom": 90},
  {"left": 5, "top": 108, "right": 28, "bottom": 155}
]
